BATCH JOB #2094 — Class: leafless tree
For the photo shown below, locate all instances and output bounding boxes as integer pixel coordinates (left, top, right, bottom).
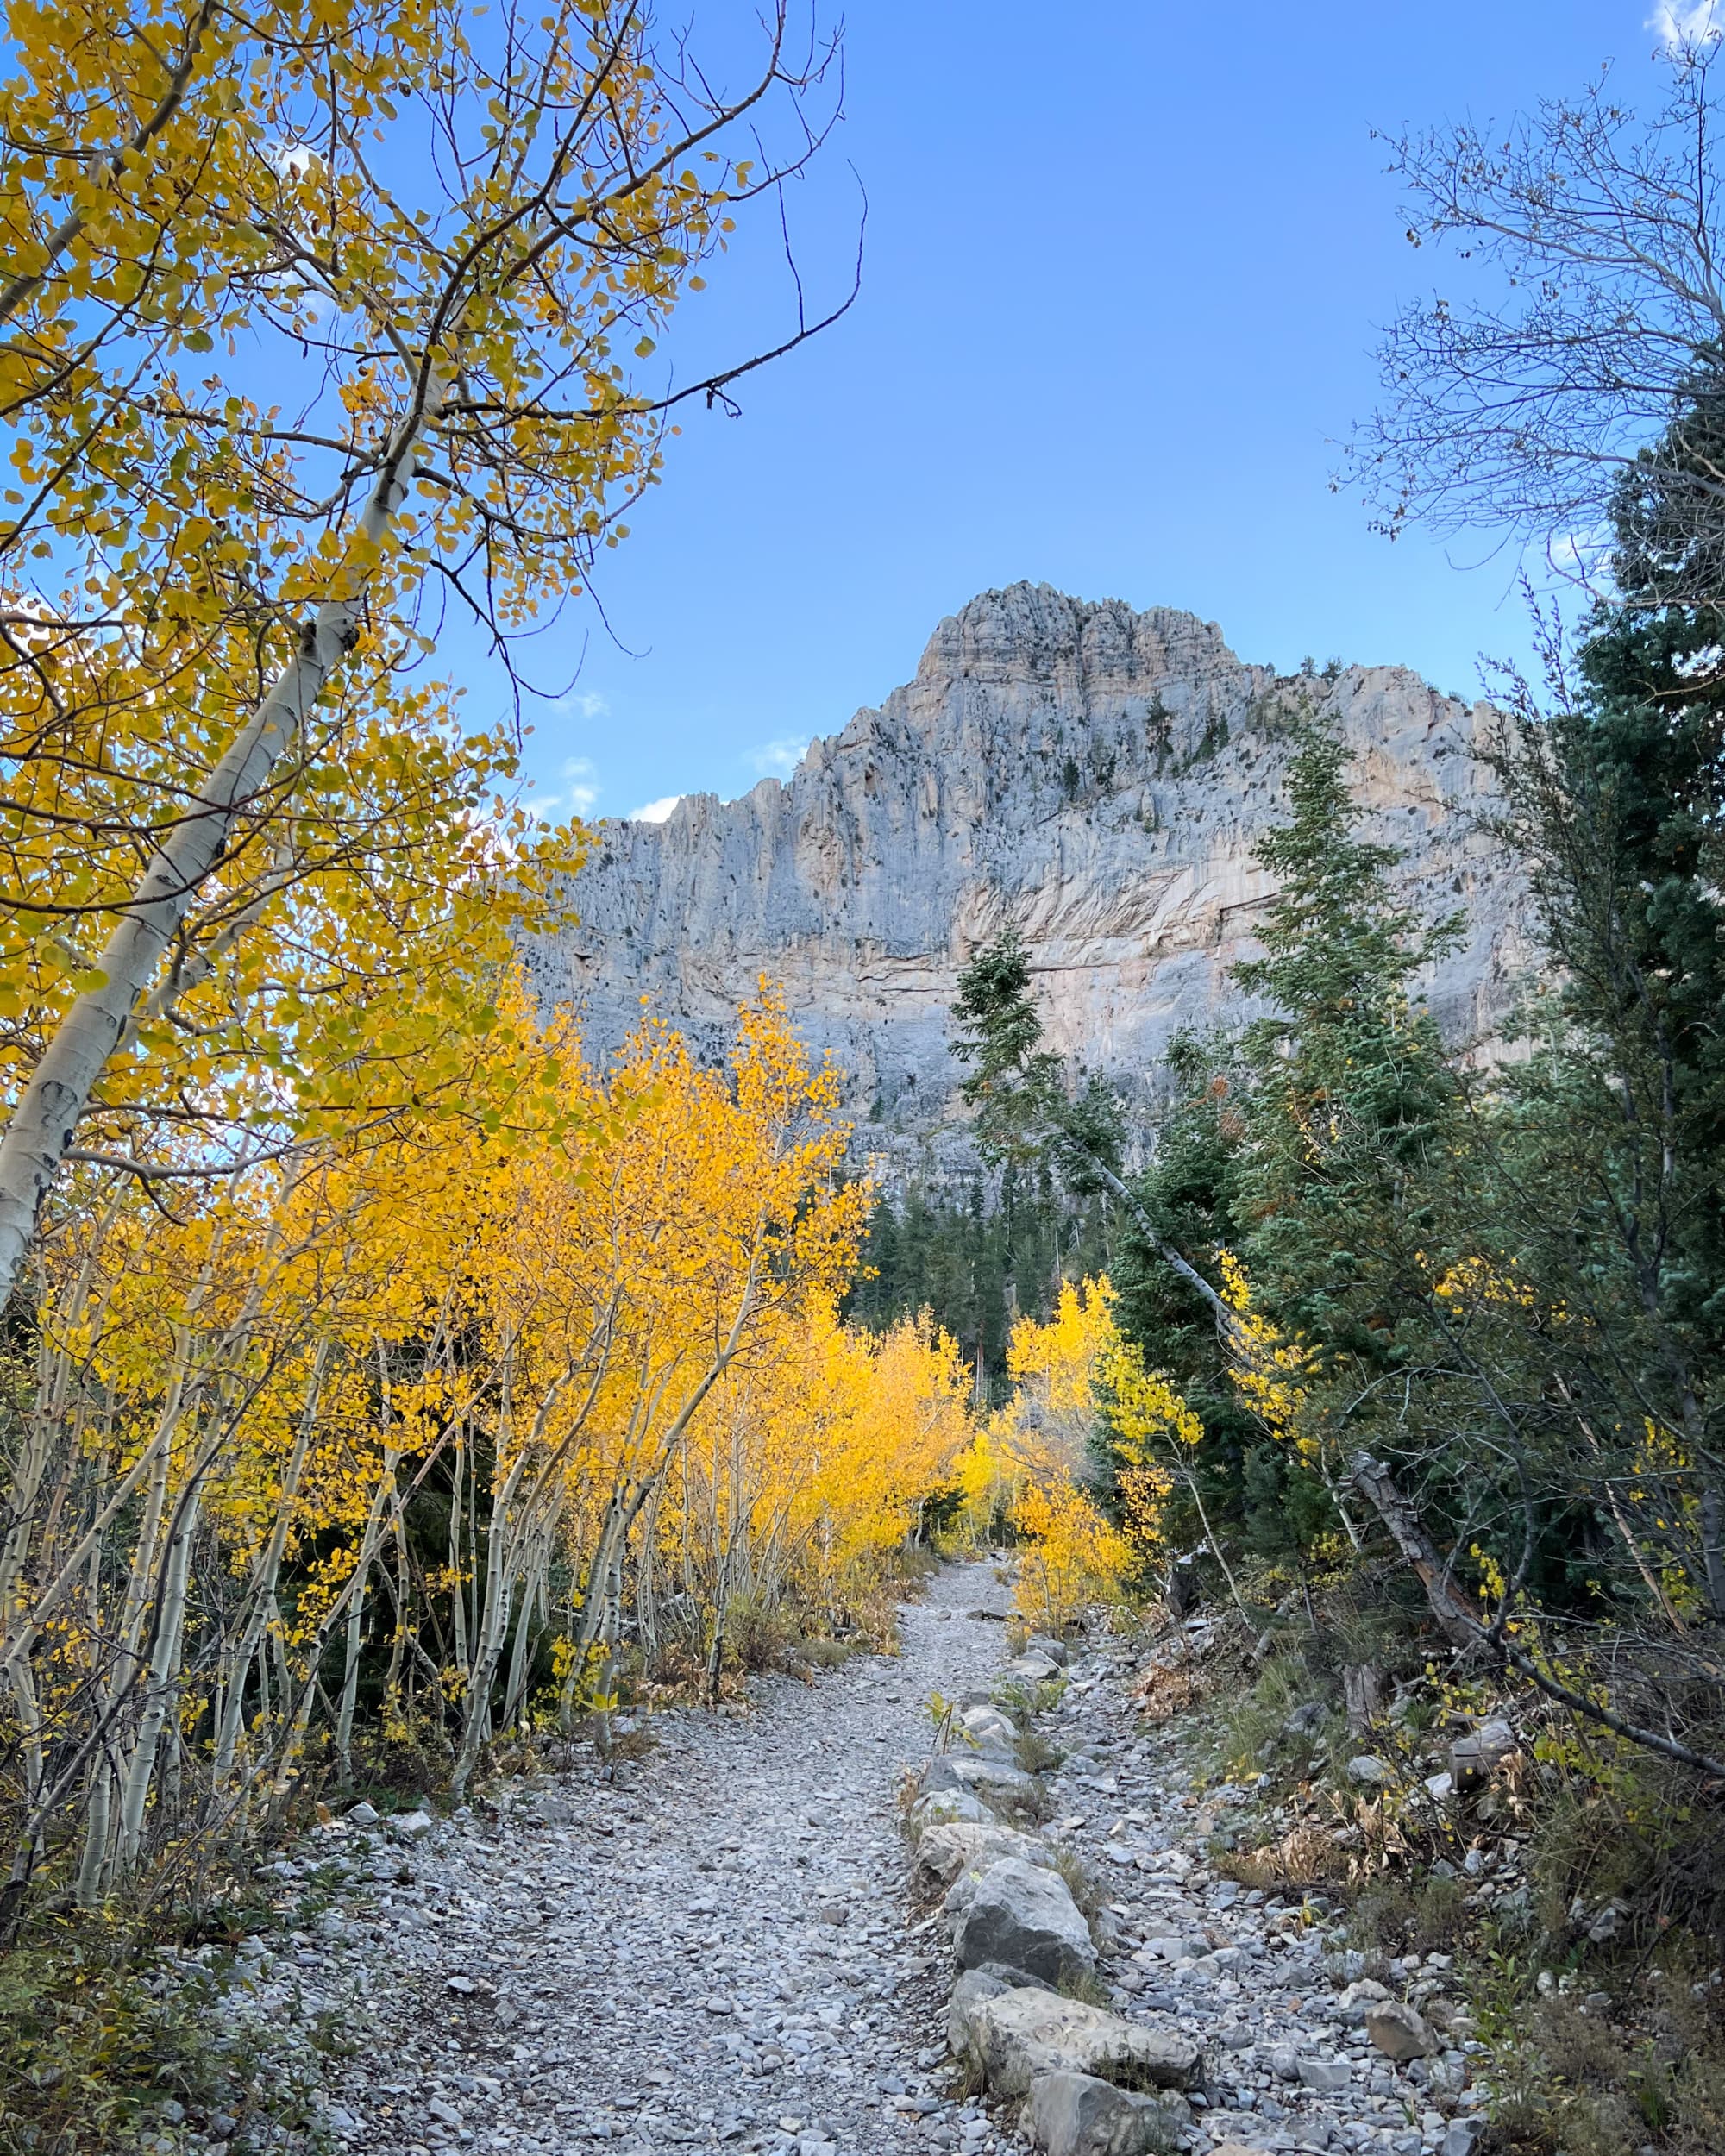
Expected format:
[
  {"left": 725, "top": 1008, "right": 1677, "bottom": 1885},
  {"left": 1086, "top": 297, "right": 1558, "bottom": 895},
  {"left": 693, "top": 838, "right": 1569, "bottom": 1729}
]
[{"left": 1350, "top": 36, "right": 1725, "bottom": 597}]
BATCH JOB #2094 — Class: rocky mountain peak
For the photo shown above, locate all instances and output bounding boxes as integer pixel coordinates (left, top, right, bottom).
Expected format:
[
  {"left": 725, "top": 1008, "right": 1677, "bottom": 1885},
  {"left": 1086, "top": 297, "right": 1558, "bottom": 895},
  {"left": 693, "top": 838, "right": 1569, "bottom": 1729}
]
[{"left": 521, "top": 586, "right": 1529, "bottom": 1174}]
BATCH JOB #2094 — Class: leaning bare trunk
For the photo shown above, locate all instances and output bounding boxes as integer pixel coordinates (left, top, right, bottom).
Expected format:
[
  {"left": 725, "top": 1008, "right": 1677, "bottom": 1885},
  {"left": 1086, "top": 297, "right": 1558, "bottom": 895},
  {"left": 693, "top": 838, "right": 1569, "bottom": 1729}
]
[
  {"left": 1348, "top": 1447, "right": 1725, "bottom": 1780},
  {"left": 0, "top": 380, "right": 447, "bottom": 1304}
]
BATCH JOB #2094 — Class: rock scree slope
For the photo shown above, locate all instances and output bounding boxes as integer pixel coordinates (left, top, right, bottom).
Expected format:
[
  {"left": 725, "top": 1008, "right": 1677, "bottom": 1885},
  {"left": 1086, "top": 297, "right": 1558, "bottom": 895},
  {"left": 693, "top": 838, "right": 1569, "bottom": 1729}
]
[{"left": 524, "top": 584, "right": 1530, "bottom": 1169}]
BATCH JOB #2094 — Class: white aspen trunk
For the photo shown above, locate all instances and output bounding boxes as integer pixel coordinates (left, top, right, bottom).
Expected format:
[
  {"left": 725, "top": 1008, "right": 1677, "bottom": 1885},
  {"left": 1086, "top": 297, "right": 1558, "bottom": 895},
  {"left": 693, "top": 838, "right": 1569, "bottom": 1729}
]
[
  {"left": 6, "top": 1658, "right": 44, "bottom": 1810},
  {"left": 558, "top": 1488, "right": 629, "bottom": 1732},
  {"left": 449, "top": 1423, "right": 470, "bottom": 1682},
  {"left": 76, "top": 1535, "right": 115, "bottom": 1906},
  {"left": 0, "top": 379, "right": 447, "bottom": 1304},
  {"left": 499, "top": 1524, "right": 550, "bottom": 1734},
  {"left": 254, "top": 1633, "right": 273, "bottom": 1739},
  {"left": 634, "top": 1481, "right": 662, "bottom": 1661},
  {"left": 75, "top": 1762, "right": 113, "bottom": 1907},
  {"left": 212, "top": 1350, "right": 325, "bottom": 1782},
  {"left": 116, "top": 1480, "right": 203, "bottom": 1868},
  {"left": 73, "top": 1400, "right": 173, "bottom": 1906},
  {"left": 335, "top": 1554, "right": 369, "bottom": 1778},
  {"left": 382, "top": 1504, "right": 412, "bottom": 1703},
  {"left": 450, "top": 1446, "right": 535, "bottom": 1800}
]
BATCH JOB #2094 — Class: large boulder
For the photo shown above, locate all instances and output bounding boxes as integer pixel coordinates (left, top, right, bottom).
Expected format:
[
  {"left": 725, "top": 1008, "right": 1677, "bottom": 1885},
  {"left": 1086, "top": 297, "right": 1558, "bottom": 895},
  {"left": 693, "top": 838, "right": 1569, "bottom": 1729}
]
[
  {"left": 917, "top": 1821, "right": 1054, "bottom": 1890},
  {"left": 1024, "top": 2071, "right": 1191, "bottom": 2156},
  {"left": 921, "top": 1752, "right": 1042, "bottom": 1814},
  {"left": 952, "top": 1986, "right": 1202, "bottom": 2099},
  {"left": 953, "top": 1859, "right": 1095, "bottom": 1987}
]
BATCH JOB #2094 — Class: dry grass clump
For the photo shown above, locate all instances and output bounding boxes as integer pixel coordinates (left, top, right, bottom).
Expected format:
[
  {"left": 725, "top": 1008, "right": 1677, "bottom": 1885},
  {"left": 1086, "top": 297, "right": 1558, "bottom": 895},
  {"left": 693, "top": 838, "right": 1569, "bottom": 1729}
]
[
  {"left": 1485, "top": 1990, "right": 1725, "bottom": 2156},
  {"left": 1133, "top": 1663, "right": 1201, "bottom": 1722},
  {"left": 1213, "top": 1821, "right": 1350, "bottom": 1893},
  {"left": 1014, "top": 1727, "right": 1064, "bottom": 1775}
]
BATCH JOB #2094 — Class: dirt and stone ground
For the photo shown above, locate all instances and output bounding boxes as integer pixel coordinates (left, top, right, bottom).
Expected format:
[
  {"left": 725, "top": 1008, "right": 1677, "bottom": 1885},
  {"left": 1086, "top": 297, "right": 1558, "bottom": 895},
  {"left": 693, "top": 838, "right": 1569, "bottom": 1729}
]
[
  {"left": 185, "top": 1568, "right": 1484, "bottom": 2156},
  {"left": 273, "top": 1560, "right": 1016, "bottom": 2156}
]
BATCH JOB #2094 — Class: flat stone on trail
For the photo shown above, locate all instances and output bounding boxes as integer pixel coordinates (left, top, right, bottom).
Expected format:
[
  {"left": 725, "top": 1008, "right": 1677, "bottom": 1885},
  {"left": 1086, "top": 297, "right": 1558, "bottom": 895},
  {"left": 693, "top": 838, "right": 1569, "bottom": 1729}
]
[
  {"left": 952, "top": 1984, "right": 1203, "bottom": 2098},
  {"left": 952, "top": 1858, "right": 1095, "bottom": 1986},
  {"left": 1024, "top": 2069, "right": 1191, "bottom": 2156}
]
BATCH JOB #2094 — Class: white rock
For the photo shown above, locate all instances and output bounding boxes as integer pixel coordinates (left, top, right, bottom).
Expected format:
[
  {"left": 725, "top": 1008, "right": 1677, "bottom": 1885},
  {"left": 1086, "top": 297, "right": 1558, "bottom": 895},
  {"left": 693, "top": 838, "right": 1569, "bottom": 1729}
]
[{"left": 954, "top": 1987, "right": 1202, "bottom": 2099}]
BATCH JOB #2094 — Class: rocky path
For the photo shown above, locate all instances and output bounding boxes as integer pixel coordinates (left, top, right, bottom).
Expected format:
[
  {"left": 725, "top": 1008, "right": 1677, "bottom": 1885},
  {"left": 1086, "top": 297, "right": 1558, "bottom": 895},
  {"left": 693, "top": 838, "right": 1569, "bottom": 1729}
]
[
  {"left": 316, "top": 1560, "right": 1018, "bottom": 2156},
  {"left": 185, "top": 1579, "right": 1488, "bottom": 2156}
]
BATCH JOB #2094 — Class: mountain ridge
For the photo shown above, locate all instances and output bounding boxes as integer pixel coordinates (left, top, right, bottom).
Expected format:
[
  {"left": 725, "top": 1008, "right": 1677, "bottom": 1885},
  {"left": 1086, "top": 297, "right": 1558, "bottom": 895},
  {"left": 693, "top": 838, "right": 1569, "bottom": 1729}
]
[{"left": 521, "top": 583, "right": 1530, "bottom": 1171}]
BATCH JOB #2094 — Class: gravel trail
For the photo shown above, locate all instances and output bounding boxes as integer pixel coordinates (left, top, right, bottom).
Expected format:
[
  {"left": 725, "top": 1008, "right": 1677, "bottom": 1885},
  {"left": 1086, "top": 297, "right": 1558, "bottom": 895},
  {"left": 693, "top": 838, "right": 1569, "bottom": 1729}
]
[{"left": 325, "top": 1560, "right": 1016, "bottom": 2156}]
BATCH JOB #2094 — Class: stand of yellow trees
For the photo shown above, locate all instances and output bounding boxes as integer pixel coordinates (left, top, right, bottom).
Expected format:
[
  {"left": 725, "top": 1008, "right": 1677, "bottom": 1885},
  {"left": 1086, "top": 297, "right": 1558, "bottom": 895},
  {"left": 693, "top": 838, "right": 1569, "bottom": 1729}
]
[
  {"left": 955, "top": 1278, "right": 1194, "bottom": 1632},
  {"left": 0, "top": 988, "right": 978, "bottom": 1927}
]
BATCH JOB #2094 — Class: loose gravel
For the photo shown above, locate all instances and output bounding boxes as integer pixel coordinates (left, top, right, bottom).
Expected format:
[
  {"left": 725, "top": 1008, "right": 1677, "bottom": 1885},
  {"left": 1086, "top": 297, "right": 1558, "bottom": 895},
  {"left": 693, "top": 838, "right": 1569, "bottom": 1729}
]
[
  {"left": 308, "top": 1560, "right": 1015, "bottom": 2156},
  {"left": 172, "top": 1574, "right": 1488, "bottom": 2156}
]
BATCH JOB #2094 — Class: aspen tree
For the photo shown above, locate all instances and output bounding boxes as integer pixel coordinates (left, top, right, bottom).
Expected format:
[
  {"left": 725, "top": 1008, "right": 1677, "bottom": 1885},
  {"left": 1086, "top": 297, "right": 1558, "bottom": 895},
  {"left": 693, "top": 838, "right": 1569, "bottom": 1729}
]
[{"left": 0, "top": 0, "right": 846, "bottom": 1295}]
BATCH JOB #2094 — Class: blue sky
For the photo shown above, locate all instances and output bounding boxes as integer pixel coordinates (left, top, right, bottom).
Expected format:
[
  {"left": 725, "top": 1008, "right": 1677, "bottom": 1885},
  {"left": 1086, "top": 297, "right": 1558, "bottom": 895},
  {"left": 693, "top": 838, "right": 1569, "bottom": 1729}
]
[{"left": 507, "top": 2, "right": 1696, "bottom": 825}]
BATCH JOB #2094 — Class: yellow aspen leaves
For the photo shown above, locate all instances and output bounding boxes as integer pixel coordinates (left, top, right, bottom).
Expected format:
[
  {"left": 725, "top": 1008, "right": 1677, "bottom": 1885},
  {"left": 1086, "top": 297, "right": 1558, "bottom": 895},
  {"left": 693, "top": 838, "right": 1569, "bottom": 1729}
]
[{"left": 957, "top": 1277, "right": 1194, "bottom": 1627}]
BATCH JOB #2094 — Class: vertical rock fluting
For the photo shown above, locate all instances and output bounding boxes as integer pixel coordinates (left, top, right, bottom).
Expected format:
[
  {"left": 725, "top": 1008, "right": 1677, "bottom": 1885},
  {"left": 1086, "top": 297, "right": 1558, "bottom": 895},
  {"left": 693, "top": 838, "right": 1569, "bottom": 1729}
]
[{"left": 523, "top": 584, "right": 1529, "bottom": 1167}]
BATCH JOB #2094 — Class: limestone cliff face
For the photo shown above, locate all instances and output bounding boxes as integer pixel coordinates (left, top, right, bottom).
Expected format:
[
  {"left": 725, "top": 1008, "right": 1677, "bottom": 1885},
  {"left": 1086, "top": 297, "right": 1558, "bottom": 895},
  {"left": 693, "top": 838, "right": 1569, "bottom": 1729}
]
[{"left": 522, "top": 584, "right": 1531, "bottom": 1168}]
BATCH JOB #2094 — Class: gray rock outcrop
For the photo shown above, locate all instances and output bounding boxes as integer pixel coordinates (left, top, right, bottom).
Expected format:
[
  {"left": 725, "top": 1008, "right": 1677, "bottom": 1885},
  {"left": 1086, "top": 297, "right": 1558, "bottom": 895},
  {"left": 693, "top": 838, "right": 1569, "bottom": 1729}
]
[
  {"left": 950, "top": 1986, "right": 1203, "bottom": 2099},
  {"left": 527, "top": 584, "right": 1530, "bottom": 1175}
]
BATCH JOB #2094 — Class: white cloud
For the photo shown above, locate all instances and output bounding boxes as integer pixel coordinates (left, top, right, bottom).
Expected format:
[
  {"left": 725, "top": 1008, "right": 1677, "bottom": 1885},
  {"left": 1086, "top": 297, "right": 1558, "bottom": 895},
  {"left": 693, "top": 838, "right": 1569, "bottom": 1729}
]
[
  {"left": 561, "top": 756, "right": 600, "bottom": 815},
  {"left": 627, "top": 794, "right": 682, "bottom": 824},
  {"left": 1545, "top": 520, "right": 1615, "bottom": 590},
  {"left": 272, "top": 140, "right": 323, "bottom": 180},
  {"left": 553, "top": 689, "right": 610, "bottom": 720},
  {"left": 1650, "top": 2, "right": 1722, "bottom": 47},
  {"left": 746, "top": 735, "right": 811, "bottom": 779}
]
